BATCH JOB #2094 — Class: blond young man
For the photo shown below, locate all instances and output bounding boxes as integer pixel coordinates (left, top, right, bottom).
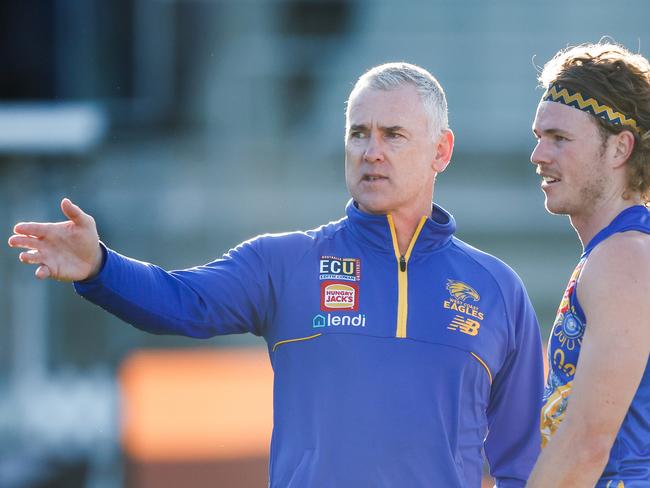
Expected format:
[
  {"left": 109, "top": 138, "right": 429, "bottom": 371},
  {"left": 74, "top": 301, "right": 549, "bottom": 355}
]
[{"left": 528, "top": 43, "right": 650, "bottom": 487}]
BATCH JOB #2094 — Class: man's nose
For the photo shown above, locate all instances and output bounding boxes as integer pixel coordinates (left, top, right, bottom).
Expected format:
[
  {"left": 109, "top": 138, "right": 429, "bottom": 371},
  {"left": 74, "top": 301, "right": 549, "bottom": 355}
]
[
  {"left": 363, "top": 133, "right": 385, "bottom": 163},
  {"left": 530, "top": 140, "right": 550, "bottom": 167}
]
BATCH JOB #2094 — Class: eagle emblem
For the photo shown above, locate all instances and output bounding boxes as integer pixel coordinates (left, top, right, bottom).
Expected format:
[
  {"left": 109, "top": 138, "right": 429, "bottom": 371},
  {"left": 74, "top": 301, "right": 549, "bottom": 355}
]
[{"left": 446, "top": 280, "right": 480, "bottom": 302}]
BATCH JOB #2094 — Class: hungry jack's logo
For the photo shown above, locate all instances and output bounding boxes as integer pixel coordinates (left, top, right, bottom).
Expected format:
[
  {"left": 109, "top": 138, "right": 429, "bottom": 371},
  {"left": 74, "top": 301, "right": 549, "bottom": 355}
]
[{"left": 321, "top": 281, "right": 359, "bottom": 311}]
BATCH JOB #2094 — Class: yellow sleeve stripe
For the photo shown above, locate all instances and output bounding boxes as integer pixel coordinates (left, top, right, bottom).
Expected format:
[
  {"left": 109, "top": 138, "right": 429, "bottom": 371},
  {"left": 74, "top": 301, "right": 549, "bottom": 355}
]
[
  {"left": 272, "top": 333, "right": 322, "bottom": 352},
  {"left": 470, "top": 352, "right": 493, "bottom": 384}
]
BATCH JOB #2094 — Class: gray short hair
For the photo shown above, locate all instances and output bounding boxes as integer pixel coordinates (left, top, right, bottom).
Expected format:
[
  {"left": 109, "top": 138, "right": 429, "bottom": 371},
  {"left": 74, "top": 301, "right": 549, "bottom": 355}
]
[{"left": 346, "top": 62, "right": 449, "bottom": 137}]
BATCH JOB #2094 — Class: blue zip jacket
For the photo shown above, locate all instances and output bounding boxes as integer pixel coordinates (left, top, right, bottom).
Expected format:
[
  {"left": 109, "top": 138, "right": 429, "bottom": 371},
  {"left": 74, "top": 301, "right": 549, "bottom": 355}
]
[{"left": 75, "top": 200, "right": 543, "bottom": 487}]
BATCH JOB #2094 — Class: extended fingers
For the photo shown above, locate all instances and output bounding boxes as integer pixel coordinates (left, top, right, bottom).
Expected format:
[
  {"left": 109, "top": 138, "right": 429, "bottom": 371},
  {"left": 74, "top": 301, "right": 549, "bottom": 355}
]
[
  {"left": 35, "top": 265, "right": 51, "bottom": 280},
  {"left": 18, "top": 250, "right": 53, "bottom": 280},
  {"left": 61, "top": 198, "right": 91, "bottom": 226},
  {"left": 19, "top": 249, "right": 43, "bottom": 264},
  {"left": 11, "top": 200, "right": 93, "bottom": 244},
  {"left": 12, "top": 222, "right": 51, "bottom": 238},
  {"left": 8, "top": 234, "right": 43, "bottom": 250}
]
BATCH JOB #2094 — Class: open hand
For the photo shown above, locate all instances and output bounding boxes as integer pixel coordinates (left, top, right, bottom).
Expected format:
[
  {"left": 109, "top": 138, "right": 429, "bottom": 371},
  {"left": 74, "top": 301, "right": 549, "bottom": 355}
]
[{"left": 8, "top": 198, "right": 103, "bottom": 281}]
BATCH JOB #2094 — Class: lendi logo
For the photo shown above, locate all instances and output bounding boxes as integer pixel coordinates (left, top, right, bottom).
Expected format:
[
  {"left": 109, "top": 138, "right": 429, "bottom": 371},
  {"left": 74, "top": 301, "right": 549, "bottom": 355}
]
[{"left": 313, "top": 313, "right": 366, "bottom": 328}]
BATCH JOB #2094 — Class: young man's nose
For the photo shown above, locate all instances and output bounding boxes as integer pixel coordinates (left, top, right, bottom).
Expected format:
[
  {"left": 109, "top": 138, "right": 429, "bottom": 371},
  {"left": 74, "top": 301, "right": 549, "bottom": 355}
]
[{"left": 530, "top": 140, "right": 551, "bottom": 166}]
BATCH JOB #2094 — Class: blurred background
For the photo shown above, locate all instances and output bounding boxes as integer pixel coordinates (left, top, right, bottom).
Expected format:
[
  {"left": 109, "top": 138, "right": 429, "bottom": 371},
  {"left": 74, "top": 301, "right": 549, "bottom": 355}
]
[{"left": 1, "top": 0, "right": 649, "bottom": 486}]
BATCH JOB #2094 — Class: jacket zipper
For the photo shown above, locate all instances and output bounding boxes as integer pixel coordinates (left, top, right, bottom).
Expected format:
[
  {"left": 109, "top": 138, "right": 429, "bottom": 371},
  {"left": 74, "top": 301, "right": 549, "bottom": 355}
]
[{"left": 386, "top": 215, "right": 428, "bottom": 338}]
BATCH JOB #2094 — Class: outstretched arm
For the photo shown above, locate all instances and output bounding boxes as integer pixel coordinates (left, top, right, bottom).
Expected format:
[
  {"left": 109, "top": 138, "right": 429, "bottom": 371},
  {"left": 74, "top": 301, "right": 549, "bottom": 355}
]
[
  {"left": 8, "top": 198, "right": 103, "bottom": 281},
  {"left": 9, "top": 198, "right": 274, "bottom": 338},
  {"left": 526, "top": 232, "right": 650, "bottom": 487}
]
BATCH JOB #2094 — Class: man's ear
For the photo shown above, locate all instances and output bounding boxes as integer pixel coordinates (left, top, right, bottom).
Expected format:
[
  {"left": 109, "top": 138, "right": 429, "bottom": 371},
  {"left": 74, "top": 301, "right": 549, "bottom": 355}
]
[
  {"left": 432, "top": 129, "right": 454, "bottom": 173},
  {"left": 609, "top": 130, "right": 636, "bottom": 169}
]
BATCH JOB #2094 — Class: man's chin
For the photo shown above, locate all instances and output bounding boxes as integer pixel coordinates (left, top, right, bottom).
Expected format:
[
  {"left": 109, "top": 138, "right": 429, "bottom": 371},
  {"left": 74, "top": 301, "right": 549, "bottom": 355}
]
[
  {"left": 544, "top": 200, "right": 570, "bottom": 216},
  {"left": 355, "top": 199, "right": 390, "bottom": 215}
]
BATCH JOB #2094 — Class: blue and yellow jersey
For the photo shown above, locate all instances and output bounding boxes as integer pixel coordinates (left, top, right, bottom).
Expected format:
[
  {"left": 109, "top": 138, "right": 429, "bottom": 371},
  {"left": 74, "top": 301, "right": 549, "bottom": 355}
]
[
  {"left": 75, "top": 200, "right": 544, "bottom": 487},
  {"left": 542, "top": 205, "right": 650, "bottom": 487}
]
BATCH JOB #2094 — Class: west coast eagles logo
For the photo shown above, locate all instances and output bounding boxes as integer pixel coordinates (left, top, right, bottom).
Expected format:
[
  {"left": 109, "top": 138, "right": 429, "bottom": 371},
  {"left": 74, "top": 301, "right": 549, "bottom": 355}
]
[
  {"left": 446, "top": 280, "right": 480, "bottom": 302},
  {"left": 443, "top": 279, "right": 485, "bottom": 336}
]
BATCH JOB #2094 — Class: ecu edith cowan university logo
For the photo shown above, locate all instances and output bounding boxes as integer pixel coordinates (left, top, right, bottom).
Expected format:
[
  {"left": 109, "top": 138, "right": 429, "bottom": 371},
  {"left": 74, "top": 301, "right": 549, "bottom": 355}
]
[
  {"left": 444, "top": 279, "right": 484, "bottom": 337},
  {"left": 319, "top": 256, "right": 361, "bottom": 282}
]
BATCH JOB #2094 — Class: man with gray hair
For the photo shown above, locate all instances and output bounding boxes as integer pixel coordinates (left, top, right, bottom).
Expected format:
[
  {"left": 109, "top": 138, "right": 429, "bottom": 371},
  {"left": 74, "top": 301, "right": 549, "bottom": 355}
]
[{"left": 9, "top": 62, "right": 543, "bottom": 487}]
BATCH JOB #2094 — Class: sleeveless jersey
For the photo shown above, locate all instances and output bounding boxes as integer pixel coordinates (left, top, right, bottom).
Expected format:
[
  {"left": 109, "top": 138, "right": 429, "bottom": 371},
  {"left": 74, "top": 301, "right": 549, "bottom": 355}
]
[{"left": 541, "top": 205, "right": 650, "bottom": 487}]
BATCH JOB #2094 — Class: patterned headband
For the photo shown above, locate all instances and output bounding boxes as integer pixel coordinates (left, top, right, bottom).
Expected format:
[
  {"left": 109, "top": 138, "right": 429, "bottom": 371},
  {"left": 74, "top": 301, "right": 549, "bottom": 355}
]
[{"left": 542, "top": 82, "right": 641, "bottom": 134}]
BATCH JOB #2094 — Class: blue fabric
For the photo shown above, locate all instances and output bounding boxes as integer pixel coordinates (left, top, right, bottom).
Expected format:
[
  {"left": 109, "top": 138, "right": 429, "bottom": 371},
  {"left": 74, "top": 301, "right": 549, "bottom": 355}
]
[
  {"left": 543, "top": 205, "right": 650, "bottom": 485},
  {"left": 75, "top": 200, "right": 544, "bottom": 487}
]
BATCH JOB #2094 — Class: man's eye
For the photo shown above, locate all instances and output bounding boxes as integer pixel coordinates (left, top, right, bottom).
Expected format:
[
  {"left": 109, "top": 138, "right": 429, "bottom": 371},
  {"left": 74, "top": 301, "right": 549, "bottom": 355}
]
[
  {"left": 554, "top": 135, "right": 568, "bottom": 142},
  {"left": 350, "top": 131, "right": 367, "bottom": 139},
  {"left": 386, "top": 132, "right": 403, "bottom": 139}
]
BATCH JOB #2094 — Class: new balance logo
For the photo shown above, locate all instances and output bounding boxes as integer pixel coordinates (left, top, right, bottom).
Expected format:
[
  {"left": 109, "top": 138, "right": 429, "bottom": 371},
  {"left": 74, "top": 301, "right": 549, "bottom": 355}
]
[{"left": 447, "top": 315, "right": 481, "bottom": 336}]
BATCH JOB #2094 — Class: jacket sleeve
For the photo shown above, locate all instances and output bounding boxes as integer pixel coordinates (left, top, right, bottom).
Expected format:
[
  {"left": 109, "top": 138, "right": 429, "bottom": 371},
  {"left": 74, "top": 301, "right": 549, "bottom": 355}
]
[
  {"left": 73, "top": 237, "right": 273, "bottom": 338},
  {"left": 484, "top": 282, "right": 544, "bottom": 487}
]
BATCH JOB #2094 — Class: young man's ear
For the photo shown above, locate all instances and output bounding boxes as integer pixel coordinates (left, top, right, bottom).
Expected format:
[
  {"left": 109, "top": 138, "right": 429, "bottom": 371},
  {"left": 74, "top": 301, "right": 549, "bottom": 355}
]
[{"left": 610, "top": 130, "right": 636, "bottom": 168}]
